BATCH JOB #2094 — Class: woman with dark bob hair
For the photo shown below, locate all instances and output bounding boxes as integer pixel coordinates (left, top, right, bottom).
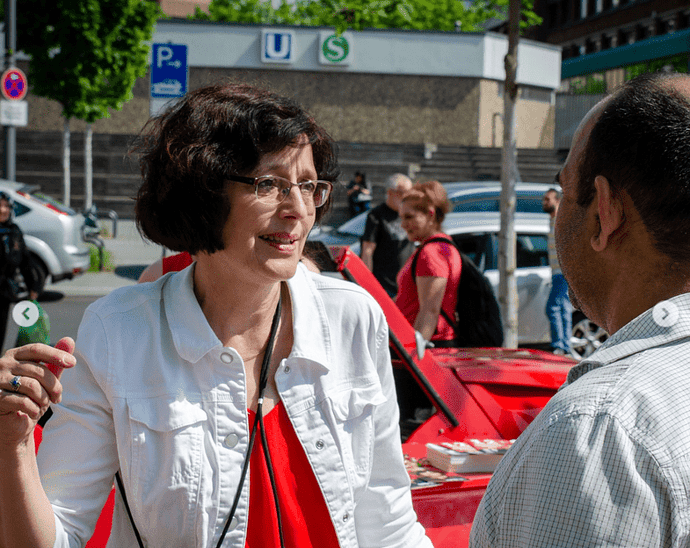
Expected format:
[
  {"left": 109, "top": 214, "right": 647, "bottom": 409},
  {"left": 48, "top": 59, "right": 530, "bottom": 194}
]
[{"left": 0, "top": 82, "right": 432, "bottom": 548}]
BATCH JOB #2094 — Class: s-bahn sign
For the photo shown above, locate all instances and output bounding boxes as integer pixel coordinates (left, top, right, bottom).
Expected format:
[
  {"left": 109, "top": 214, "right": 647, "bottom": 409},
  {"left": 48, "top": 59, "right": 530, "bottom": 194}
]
[{"left": 319, "top": 32, "right": 353, "bottom": 66}]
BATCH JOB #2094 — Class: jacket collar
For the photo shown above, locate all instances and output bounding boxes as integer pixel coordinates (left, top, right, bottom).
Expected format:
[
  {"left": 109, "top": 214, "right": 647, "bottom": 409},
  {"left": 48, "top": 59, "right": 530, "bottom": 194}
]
[{"left": 163, "top": 262, "right": 332, "bottom": 369}]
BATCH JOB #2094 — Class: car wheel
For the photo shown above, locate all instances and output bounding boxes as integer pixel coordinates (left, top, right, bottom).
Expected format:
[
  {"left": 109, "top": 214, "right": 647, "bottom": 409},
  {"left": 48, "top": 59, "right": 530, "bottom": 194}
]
[
  {"left": 28, "top": 254, "right": 49, "bottom": 295},
  {"left": 570, "top": 311, "right": 608, "bottom": 360}
]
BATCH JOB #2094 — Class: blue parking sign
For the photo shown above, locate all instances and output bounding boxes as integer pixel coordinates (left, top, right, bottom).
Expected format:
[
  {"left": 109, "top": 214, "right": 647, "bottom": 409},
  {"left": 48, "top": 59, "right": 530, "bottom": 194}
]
[{"left": 151, "top": 44, "right": 188, "bottom": 98}]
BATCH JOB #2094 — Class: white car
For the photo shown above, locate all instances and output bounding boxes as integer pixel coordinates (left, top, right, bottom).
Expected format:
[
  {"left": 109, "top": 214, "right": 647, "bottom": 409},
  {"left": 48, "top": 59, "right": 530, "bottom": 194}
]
[
  {"left": 0, "top": 180, "right": 91, "bottom": 285},
  {"left": 443, "top": 211, "right": 606, "bottom": 359}
]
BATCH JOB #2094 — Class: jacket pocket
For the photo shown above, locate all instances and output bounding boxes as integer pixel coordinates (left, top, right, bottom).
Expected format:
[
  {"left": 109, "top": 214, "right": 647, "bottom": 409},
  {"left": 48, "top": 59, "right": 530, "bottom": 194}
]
[
  {"left": 125, "top": 397, "right": 208, "bottom": 519},
  {"left": 328, "top": 384, "right": 387, "bottom": 498}
]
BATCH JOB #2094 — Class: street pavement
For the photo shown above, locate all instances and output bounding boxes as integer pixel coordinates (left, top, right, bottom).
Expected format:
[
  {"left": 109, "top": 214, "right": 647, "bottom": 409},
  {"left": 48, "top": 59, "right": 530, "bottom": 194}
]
[{"left": 44, "top": 220, "right": 165, "bottom": 297}]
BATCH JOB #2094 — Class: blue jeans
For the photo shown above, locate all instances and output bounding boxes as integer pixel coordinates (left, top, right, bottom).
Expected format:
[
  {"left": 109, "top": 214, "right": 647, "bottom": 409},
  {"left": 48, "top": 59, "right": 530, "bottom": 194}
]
[{"left": 547, "top": 273, "right": 572, "bottom": 353}]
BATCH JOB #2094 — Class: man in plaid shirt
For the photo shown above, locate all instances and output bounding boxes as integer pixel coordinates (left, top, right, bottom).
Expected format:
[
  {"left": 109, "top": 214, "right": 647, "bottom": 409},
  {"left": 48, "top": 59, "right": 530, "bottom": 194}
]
[{"left": 471, "top": 72, "right": 690, "bottom": 547}]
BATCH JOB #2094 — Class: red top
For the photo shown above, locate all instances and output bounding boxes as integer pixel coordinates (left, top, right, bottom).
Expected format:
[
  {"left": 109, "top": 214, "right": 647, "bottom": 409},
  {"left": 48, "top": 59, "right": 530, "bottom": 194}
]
[
  {"left": 395, "top": 233, "right": 462, "bottom": 342},
  {"left": 245, "top": 402, "right": 340, "bottom": 548},
  {"left": 162, "top": 251, "right": 193, "bottom": 274}
]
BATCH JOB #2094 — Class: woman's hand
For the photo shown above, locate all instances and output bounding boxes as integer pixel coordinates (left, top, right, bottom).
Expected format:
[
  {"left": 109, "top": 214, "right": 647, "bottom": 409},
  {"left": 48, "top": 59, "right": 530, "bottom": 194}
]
[{"left": 0, "top": 337, "right": 76, "bottom": 449}]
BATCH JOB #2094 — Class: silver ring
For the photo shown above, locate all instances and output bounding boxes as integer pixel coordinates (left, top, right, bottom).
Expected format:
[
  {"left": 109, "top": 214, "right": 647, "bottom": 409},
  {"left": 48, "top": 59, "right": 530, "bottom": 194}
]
[{"left": 9, "top": 376, "right": 21, "bottom": 393}]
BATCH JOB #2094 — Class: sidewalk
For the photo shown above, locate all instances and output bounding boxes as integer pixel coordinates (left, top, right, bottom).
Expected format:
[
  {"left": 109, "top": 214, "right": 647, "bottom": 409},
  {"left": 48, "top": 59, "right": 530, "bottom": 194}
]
[{"left": 44, "top": 220, "right": 165, "bottom": 297}]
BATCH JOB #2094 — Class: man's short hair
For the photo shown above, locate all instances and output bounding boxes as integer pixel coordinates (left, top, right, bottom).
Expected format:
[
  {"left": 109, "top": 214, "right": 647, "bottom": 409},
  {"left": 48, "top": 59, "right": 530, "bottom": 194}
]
[
  {"left": 577, "top": 72, "right": 690, "bottom": 263},
  {"left": 132, "top": 82, "right": 339, "bottom": 255},
  {"left": 545, "top": 187, "right": 562, "bottom": 200},
  {"left": 386, "top": 173, "right": 413, "bottom": 191}
]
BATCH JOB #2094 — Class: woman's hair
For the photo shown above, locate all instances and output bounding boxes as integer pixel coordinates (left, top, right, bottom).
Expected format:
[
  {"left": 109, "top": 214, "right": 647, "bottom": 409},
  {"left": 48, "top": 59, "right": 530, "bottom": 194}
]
[
  {"left": 132, "top": 82, "right": 340, "bottom": 254},
  {"left": 401, "top": 180, "right": 450, "bottom": 227}
]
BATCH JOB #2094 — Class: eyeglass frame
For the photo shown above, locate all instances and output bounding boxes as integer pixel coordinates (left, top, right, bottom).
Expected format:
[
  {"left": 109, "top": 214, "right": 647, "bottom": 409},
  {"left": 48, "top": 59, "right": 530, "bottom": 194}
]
[{"left": 227, "top": 174, "right": 333, "bottom": 208}]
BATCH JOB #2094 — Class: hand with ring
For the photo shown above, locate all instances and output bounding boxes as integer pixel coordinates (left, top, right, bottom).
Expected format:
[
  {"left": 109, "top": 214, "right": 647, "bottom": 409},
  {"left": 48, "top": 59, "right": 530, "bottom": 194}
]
[{"left": 0, "top": 337, "right": 76, "bottom": 449}]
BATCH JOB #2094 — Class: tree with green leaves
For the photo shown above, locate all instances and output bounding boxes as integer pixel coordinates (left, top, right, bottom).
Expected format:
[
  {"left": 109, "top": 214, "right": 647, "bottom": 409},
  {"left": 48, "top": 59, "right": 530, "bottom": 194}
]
[
  {"left": 17, "top": 0, "right": 159, "bottom": 207},
  {"left": 194, "top": 0, "right": 540, "bottom": 34}
]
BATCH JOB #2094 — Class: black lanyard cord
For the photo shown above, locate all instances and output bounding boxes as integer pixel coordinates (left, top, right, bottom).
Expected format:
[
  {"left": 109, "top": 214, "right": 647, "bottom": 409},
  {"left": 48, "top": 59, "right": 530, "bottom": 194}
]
[
  {"left": 259, "top": 408, "right": 285, "bottom": 547},
  {"left": 216, "top": 289, "right": 284, "bottom": 548}
]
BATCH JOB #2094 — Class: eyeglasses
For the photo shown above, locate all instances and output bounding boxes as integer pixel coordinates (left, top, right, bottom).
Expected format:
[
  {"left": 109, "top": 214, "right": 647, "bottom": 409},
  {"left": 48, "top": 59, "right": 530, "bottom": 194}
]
[{"left": 228, "top": 174, "right": 333, "bottom": 208}]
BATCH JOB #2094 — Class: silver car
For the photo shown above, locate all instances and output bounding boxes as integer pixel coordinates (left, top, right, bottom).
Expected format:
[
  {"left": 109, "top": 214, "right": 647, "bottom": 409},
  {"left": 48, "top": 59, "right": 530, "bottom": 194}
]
[{"left": 0, "top": 180, "right": 91, "bottom": 284}]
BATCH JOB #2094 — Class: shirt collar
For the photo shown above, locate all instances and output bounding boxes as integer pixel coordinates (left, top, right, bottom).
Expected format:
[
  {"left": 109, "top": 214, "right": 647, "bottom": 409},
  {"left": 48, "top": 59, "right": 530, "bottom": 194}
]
[
  {"left": 566, "top": 292, "right": 690, "bottom": 385},
  {"left": 163, "top": 263, "right": 219, "bottom": 364},
  {"left": 285, "top": 263, "right": 333, "bottom": 370},
  {"left": 163, "top": 261, "right": 333, "bottom": 369}
]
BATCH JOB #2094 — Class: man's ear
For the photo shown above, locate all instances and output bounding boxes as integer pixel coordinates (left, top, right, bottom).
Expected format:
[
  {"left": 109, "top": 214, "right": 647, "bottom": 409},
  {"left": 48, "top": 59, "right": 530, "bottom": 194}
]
[{"left": 591, "top": 175, "right": 624, "bottom": 252}]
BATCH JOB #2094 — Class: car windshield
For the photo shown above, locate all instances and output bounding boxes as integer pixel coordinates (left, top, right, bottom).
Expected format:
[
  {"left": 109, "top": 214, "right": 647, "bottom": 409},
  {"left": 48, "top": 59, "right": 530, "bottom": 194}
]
[
  {"left": 25, "top": 191, "right": 77, "bottom": 216},
  {"left": 335, "top": 212, "right": 368, "bottom": 236}
]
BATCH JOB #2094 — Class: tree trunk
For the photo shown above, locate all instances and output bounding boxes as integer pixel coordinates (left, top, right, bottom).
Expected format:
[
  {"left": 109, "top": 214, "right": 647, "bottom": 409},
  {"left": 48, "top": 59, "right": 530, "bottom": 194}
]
[
  {"left": 84, "top": 123, "right": 93, "bottom": 210},
  {"left": 62, "top": 119, "right": 70, "bottom": 207},
  {"left": 498, "top": 0, "right": 521, "bottom": 348}
]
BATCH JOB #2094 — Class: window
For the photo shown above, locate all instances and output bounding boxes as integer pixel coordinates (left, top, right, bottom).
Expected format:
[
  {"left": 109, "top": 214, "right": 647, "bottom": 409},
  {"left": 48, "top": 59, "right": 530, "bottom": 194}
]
[
  {"left": 515, "top": 235, "right": 549, "bottom": 268},
  {"left": 13, "top": 202, "right": 30, "bottom": 218},
  {"left": 452, "top": 234, "right": 492, "bottom": 271},
  {"left": 452, "top": 196, "right": 548, "bottom": 214}
]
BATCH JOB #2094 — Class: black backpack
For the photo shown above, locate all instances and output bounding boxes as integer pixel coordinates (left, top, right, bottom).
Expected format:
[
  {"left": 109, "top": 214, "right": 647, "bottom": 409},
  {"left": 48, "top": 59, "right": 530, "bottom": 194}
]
[{"left": 411, "top": 236, "right": 504, "bottom": 347}]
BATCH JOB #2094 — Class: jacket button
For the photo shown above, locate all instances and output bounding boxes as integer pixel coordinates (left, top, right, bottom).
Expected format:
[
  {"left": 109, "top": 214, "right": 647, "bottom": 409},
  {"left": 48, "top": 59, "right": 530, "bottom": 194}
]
[
  {"left": 284, "top": 365, "right": 290, "bottom": 373},
  {"left": 342, "top": 512, "right": 349, "bottom": 522},
  {"left": 220, "top": 353, "right": 234, "bottom": 364},
  {"left": 223, "top": 434, "right": 239, "bottom": 448},
  {"left": 315, "top": 439, "right": 325, "bottom": 450}
]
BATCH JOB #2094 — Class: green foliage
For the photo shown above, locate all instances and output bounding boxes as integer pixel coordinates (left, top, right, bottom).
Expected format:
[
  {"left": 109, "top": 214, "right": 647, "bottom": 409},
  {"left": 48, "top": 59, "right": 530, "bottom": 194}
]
[
  {"left": 194, "top": 0, "right": 541, "bottom": 34},
  {"left": 625, "top": 53, "right": 689, "bottom": 80},
  {"left": 569, "top": 74, "right": 607, "bottom": 95},
  {"left": 17, "top": 0, "right": 160, "bottom": 123},
  {"left": 88, "top": 244, "right": 115, "bottom": 272}
]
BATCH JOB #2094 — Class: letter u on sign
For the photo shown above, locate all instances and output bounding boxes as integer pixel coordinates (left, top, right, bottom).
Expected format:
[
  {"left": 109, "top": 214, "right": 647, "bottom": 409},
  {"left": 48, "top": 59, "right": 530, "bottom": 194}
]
[{"left": 261, "top": 30, "right": 295, "bottom": 64}]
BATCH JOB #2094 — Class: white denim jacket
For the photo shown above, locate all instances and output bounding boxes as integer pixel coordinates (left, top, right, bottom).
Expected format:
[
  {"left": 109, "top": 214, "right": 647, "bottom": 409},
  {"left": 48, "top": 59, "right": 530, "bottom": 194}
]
[{"left": 38, "top": 263, "right": 432, "bottom": 548}]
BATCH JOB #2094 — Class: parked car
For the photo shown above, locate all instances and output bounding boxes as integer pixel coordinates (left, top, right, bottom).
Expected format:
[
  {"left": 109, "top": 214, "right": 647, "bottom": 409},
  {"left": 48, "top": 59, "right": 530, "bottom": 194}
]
[
  {"left": 312, "top": 199, "right": 606, "bottom": 359},
  {"left": 34, "top": 245, "right": 576, "bottom": 548},
  {"left": 0, "top": 180, "right": 91, "bottom": 285},
  {"left": 442, "top": 211, "right": 607, "bottom": 359}
]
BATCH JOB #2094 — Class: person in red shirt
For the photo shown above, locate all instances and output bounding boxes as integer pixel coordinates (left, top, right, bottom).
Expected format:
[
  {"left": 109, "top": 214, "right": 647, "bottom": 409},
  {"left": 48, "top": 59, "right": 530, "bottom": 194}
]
[{"left": 396, "top": 180, "right": 462, "bottom": 346}]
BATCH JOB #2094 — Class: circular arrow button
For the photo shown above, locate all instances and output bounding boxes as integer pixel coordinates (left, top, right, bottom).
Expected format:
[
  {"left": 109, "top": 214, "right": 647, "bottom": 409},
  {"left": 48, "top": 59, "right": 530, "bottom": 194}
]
[
  {"left": 652, "top": 300, "right": 679, "bottom": 329},
  {"left": 12, "top": 300, "right": 39, "bottom": 328}
]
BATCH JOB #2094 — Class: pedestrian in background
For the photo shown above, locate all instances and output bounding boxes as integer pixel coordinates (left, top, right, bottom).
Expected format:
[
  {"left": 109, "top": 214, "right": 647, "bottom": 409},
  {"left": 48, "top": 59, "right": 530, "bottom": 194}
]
[
  {"left": 396, "top": 180, "right": 462, "bottom": 346},
  {"left": 542, "top": 187, "right": 572, "bottom": 355},
  {"left": 0, "top": 191, "right": 41, "bottom": 350},
  {"left": 346, "top": 170, "right": 371, "bottom": 217},
  {"left": 361, "top": 173, "right": 415, "bottom": 297},
  {"left": 0, "top": 82, "right": 432, "bottom": 548},
  {"left": 471, "top": 71, "right": 690, "bottom": 548}
]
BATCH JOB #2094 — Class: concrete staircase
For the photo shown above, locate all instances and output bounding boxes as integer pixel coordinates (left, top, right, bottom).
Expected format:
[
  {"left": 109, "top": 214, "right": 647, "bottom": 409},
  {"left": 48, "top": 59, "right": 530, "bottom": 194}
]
[{"left": 413, "top": 145, "right": 565, "bottom": 184}]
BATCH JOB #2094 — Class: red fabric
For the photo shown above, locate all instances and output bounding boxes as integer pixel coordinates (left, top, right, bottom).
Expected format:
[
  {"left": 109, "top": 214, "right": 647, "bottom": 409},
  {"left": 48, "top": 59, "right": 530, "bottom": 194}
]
[
  {"left": 162, "top": 252, "right": 193, "bottom": 274},
  {"left": 395, "top": 233, "right": 462, "bottom": 342},
  {"left": 245, "top": 402, "right": 339, "bottom": 548}
]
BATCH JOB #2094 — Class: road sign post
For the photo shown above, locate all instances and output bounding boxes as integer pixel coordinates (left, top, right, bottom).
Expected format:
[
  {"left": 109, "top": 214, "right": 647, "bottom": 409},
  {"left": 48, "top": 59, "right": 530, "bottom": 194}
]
[{"left": 150, "top": 43, "right": 188, "bottom": 116}]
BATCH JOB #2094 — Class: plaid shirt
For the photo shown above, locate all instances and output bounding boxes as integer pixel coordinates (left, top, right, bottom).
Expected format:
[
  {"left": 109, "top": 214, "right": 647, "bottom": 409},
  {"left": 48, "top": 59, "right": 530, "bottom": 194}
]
[{"left": 471, "top": 293, "right": 690, "bottom": 548}]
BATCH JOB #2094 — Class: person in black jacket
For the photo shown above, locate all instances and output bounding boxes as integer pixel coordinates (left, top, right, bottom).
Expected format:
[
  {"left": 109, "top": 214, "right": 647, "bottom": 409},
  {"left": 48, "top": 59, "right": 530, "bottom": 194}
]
[{"left": 0, "top": 191, "right": 42, "bottom": 349}]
